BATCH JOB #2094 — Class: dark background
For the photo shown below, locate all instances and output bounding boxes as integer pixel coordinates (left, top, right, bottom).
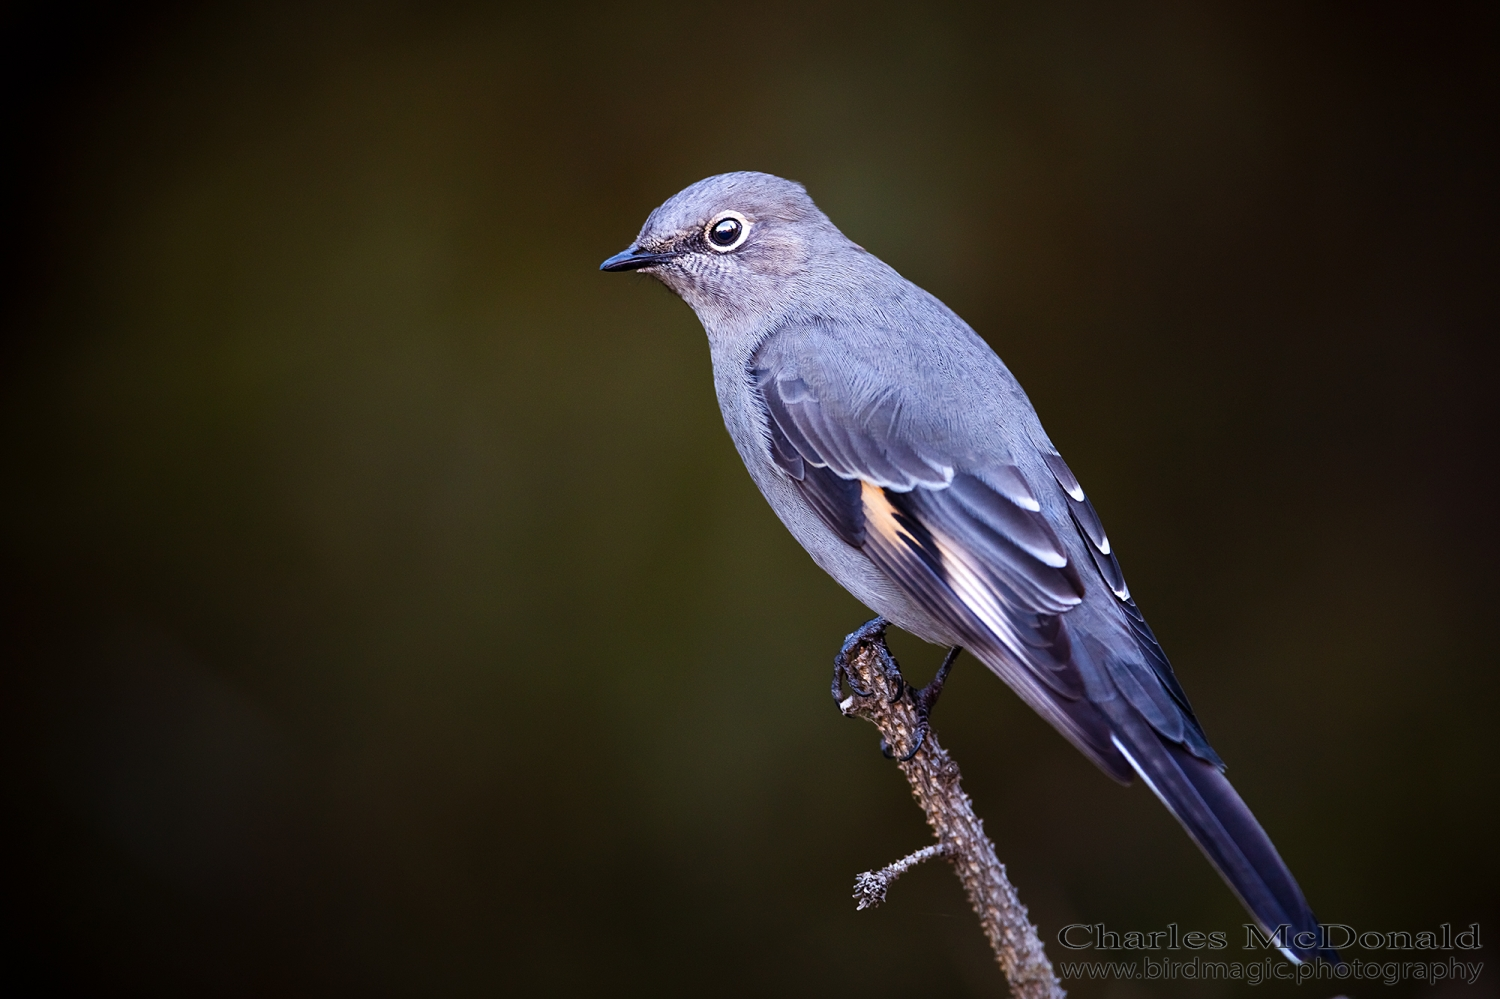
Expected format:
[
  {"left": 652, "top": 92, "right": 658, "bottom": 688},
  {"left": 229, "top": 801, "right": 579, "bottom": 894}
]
[{"left": 3, "top": 2, "right": 1495, "bottom": 996}]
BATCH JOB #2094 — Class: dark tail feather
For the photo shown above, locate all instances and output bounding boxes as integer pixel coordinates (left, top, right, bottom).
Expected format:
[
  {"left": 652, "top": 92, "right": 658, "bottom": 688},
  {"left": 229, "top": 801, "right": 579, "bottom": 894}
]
[{"left": 1105, "top": 709, "right": 1340, "bottom": 965}]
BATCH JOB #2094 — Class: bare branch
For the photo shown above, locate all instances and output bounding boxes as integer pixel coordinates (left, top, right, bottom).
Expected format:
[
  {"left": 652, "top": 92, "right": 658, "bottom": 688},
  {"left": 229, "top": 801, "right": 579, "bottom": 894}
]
[
  {"left": 853, "top": 843, "right": 950, "bottom": 910},
  {"left": 835, "top": 622, "right": 1065, "bottom": 999}
]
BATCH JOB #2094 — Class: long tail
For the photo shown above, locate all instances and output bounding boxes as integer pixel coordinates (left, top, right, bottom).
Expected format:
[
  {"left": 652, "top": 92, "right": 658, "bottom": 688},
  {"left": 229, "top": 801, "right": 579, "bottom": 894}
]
[{"left": 1103, "top": 706, "right": 1340, "bottom": 965}]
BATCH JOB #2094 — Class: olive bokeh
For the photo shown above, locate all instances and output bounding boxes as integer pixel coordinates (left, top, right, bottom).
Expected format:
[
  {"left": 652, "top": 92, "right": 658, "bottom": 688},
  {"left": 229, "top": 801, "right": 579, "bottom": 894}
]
[{"left": 4, "top": 2, "right": 1495, "bottom": 996}]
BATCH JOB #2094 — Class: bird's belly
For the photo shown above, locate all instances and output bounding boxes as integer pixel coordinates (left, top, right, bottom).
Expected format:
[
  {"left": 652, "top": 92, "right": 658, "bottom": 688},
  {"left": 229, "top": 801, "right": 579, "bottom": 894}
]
[
  {"left": 740, "top": 445, "right": 957, "bottom": 645},
  {"left": 712, "top": 359, "right": 957, "bottom": 643}
]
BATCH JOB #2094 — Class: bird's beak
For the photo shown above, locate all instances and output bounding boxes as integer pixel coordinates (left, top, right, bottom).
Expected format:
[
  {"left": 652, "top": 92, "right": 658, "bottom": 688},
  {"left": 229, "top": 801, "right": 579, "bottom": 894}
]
[{"left": 599, "top": 245, "right": 677, "bottom": 272}]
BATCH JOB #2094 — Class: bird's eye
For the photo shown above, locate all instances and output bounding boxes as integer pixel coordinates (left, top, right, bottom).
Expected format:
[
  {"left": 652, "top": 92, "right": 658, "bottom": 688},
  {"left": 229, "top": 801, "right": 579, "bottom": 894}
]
[
  {"left": 709, "top": 218, "right": 741, "bottom": 245},
  {"left": 705, "top": 212, "right": 749, "bottom": 251}
]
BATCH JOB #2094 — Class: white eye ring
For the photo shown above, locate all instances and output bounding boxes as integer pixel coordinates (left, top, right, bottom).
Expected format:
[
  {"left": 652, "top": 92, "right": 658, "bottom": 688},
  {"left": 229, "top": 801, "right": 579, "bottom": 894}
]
[{"left": 705, "top": 211, "right": 751, "bottom": 252}]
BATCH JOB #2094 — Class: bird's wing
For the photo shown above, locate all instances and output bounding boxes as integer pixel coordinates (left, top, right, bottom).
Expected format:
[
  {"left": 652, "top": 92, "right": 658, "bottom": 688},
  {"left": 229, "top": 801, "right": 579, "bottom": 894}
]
[
  {"left": 750, "top": 324, "right": 1337, "bottom": 962},
  {"left": 1037, "top": 449, "right": 1210, "bottom": 753},
  {"left": 750, "top": 324, "right": 1138, "bottom": 770},
  {"left": 752, "top": 328, "right": 1221, "bottom": 763}
]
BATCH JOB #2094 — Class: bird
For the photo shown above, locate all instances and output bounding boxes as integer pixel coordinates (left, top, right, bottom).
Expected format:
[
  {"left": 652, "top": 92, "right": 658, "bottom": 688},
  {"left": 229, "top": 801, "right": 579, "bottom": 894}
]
[{"left": 601, "top": 171, "right": 1336, "bottom": 965}]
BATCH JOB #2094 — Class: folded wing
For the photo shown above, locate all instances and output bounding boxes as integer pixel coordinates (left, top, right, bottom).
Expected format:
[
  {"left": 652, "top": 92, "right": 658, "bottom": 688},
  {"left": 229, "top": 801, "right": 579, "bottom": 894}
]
[
  {"left": 751, "top": 332, "right": 1124, "bottom": 773},
  {"left": 750, "top": 323, "right": 1335, "bottom": 963}
]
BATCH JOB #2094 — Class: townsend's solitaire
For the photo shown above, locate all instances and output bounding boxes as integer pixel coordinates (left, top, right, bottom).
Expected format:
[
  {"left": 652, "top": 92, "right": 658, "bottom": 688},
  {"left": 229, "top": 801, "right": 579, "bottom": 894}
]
[{"left": 602, "top": 171, "right": 1335, "bottom": 964}]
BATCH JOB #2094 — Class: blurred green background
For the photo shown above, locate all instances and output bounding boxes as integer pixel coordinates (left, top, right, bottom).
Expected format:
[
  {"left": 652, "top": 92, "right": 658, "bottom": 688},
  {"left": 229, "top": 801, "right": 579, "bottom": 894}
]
[{"left": 3, "top": 2, "right": 1495, "bottom": 996}]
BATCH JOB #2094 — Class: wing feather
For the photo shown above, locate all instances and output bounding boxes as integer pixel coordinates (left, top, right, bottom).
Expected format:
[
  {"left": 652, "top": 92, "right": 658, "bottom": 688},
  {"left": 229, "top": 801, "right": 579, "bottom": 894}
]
[
  {"left": 747, "top": 321, "right": 1323, "bottom": 955},
  {"left": 751, "top": 323, "right": 1215, "bottom": 769},
  {"left": 1040, "top": 450, "right": 1219, "bottom": 763},
  {"left": 754, "top": 354, "right": 1086, "bottom": 702}
]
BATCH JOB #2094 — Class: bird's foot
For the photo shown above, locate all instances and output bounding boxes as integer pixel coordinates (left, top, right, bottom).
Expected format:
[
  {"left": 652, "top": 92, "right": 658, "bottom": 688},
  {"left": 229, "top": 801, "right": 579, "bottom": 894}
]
[
  {"left": 880, "top": 728, "right": 927, "bottom": 762},
  {"left": 889, "top": 646, "right": 961, "bottom": 761},
  {"left": 832, "top": 622, "right": 960, "bottom": 763},
  {"left": 910, "top": 646, "right": 961, "bottom": 720},
  {"left": 831, "top": 616, "right": 887, "bottom": 705}
]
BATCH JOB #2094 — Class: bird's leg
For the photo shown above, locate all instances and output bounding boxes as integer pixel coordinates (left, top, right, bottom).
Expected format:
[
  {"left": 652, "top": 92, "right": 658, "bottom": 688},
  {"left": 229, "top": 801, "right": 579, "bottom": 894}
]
[
  {"left": 831, "top": 615, "right": 887, "bottom": 704},
  {"left": 877, "top": 647, "right": 961, "bottom": 761},
  {"left": 909, "top": 646, "right": 962, "bottom": 725}
]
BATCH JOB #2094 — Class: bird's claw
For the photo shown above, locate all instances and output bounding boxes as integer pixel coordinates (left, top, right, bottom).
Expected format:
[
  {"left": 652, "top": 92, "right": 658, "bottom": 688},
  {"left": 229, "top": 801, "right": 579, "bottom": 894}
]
[
  {"left": 832, "top": 616, "right": 888, "bottom": 706},
  {"left": 910, "top": 646, "right": 961, "bottom": 719},
  {"left": 880, "top": 727, "right": 926, "bottom": 762},
  {"left": 831, "top": 621, "right": 959, "bottom": 764},
  {"left": 888, "top": 646, "right": 962, "bottom": 761}
]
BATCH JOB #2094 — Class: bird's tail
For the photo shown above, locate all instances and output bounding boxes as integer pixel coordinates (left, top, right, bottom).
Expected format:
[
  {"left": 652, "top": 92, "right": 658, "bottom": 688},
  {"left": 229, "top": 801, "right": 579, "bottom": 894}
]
[{"left": 1104, "top": 707, "right": 1340, "bottom": 965}]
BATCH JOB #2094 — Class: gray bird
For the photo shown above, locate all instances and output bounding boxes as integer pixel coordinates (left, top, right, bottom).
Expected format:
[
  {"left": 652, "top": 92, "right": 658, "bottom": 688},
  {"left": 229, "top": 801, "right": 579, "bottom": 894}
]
[{"left": 601, "top": 171, "right": 1334, "bottom": 964}]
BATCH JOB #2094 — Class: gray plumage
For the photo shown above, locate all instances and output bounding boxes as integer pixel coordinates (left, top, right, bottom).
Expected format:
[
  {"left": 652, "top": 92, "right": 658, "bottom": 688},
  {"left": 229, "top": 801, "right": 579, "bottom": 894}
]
[{"left": 601, "top": 171, "right": 1334, "bottom": 964}]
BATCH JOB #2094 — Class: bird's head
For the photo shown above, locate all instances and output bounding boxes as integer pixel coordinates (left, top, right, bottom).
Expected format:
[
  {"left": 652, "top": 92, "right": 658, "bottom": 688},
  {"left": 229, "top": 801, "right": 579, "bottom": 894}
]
[{"left": 600, "top": 171, "right": 843, "bottom": 321}]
